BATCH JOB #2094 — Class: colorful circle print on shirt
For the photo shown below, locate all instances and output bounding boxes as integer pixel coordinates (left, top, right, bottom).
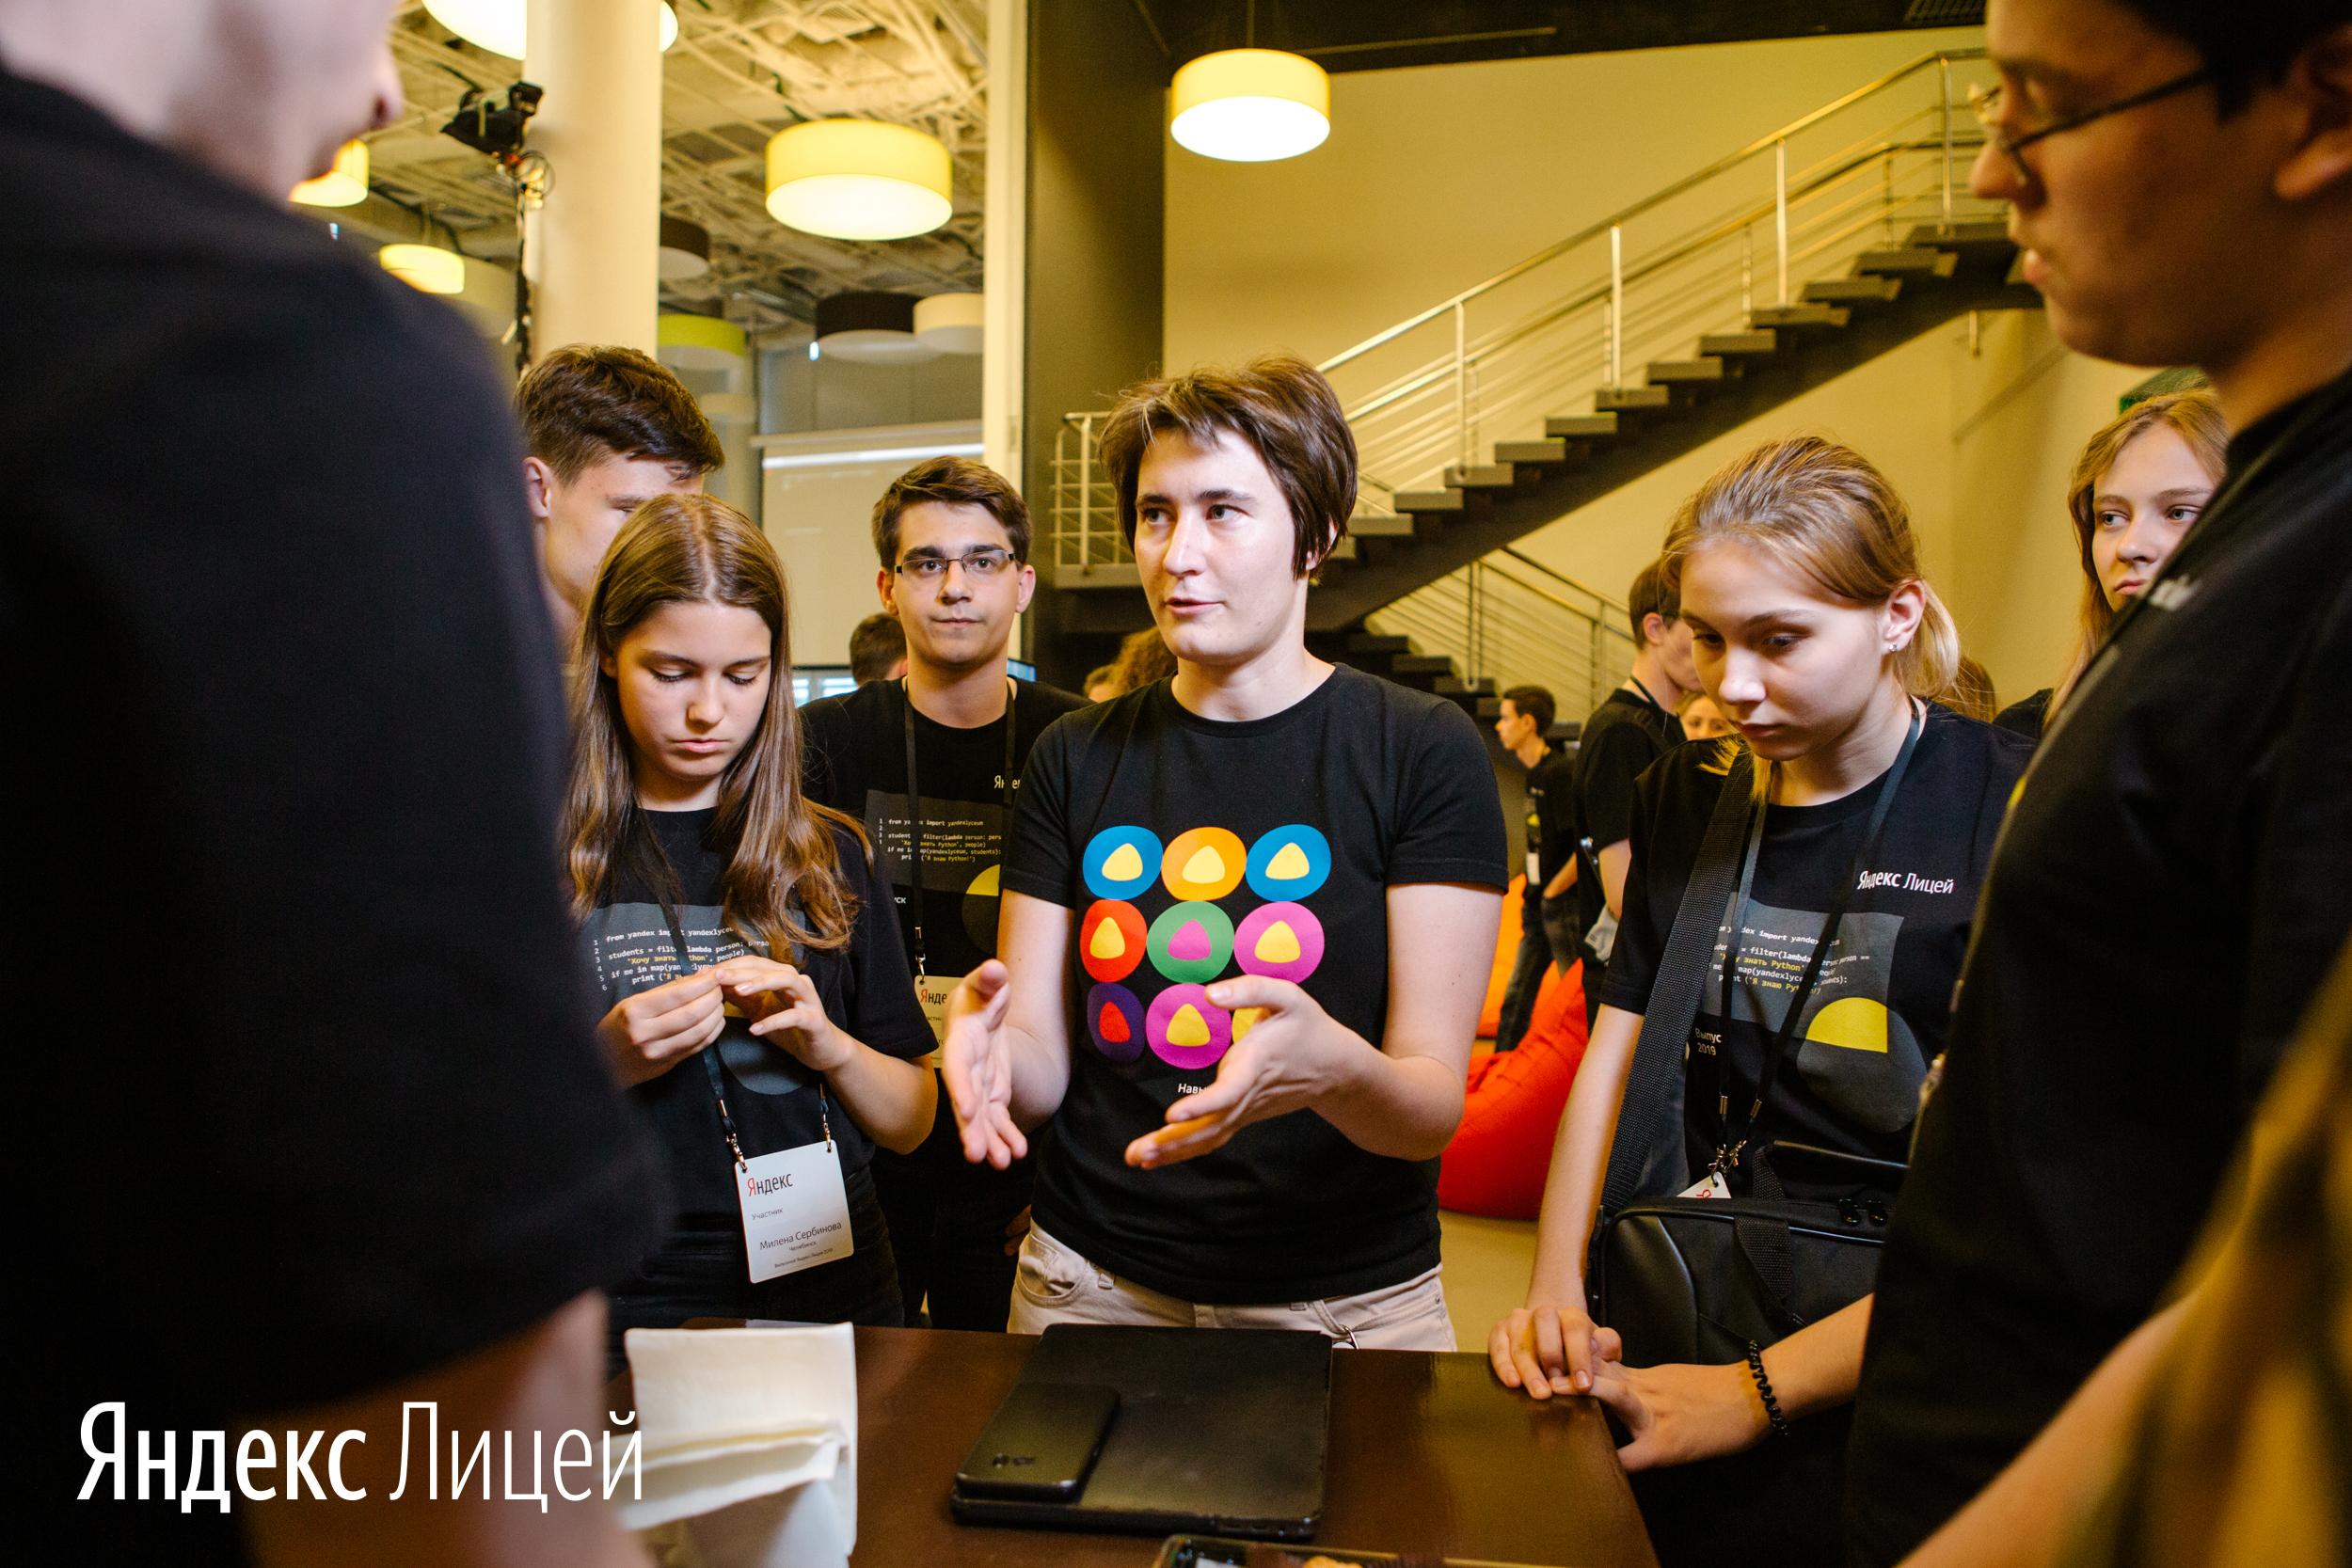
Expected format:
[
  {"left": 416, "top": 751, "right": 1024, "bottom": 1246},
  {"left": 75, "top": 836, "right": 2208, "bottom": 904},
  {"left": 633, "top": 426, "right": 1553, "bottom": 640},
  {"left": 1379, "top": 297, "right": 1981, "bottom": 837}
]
[
  {"left": 1086, "top": 983, "right": 1146, "bottom": 1065},
  {"left": 1146, "top": 983, "right": 1232, "bottom": 1070},
  {"left": 1079, "top": 898, "right": 1148, "bottom": 983},
  {"left": 1083, "top": 825, "right": 1163, "bottom": 901},
  {"left": 1160, "top": 827, "right": 1247, "bottom": 901},
  {"left": 1246, "top": 824, "right": 1331, "bottom": 900},
  {"left": 1233, "top": 901, "right": 1325, "bottom": 985},
  {"left": 1147, "top": 901, "right": 1235, "bottom": 984}
]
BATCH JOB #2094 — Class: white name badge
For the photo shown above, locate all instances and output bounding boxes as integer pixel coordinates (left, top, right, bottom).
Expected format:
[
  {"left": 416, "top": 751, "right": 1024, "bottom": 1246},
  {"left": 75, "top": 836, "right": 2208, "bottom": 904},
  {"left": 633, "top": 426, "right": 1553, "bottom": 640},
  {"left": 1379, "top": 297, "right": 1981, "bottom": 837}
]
[
  {"left": 1677, "top": 1171, "right": 1733, "bottom": 1200},
  {"left": 1525, "top": 848, "right": 1541, "bottom": 885},
  {"left": 914, "top": 972, "right": 956, "bottom": 1065},
  {"left": 736, "top": 1142, "right": 854, "bottom": 1283}
]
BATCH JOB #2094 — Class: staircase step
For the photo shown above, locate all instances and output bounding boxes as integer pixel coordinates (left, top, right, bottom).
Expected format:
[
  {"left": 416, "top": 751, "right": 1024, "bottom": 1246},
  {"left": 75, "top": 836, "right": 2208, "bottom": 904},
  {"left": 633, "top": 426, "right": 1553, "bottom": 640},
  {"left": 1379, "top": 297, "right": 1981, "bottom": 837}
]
[
  {"left": 1596, "top": 386, "right": 1673, "bottom": 413},
  {"left": 1492, "top": 437, "right": 1567, "bottom": 465},
  {"left": 1751, "top": 303, "right": 1851, "bottom": 330},
  {"left": 1477, "top": 696, "right": 1503, "bottom": 720},
  {"left": 1646, "top": 357, "right": 1725, "bottom": 385},
  {"left": 1443, "top": 463, "right": 1517, "bottom": 489},
  {"left": 1699, "top": 329, "right": 1777, "bottom": 357},
  {"left": 1345, "top": 632, "right": 1411, "bottom": 655},
  {"left": 1052, "top": 562, "right": 1142, "bottom": 590},
  {"left": 1346, "top": 512, "right": 1417, "bottom": 538},
  {"left": 1327, "top": 535, "right": 1359, "bottom": 562},
  {"left": 1544, "top": 413, "right": 1621, "bottom": 439},
  {"left": 1905, "top": 218, "right": 2013, "bottom": 250},
  {"left": 1857, "top": 246, "right": 1959, "bottom": 279},
  {"left": 1804, "top": 276, "right": 1903, "bottom": 306},
  {"left": 1434, "top": 675, "right": 1498, "bottom": 697},
  {"left": 1394, "top": 488, "right": 1467, "bottom": 514},
  {"left": 1391, "top": 655, "right": 1456, "bottom": 675}
]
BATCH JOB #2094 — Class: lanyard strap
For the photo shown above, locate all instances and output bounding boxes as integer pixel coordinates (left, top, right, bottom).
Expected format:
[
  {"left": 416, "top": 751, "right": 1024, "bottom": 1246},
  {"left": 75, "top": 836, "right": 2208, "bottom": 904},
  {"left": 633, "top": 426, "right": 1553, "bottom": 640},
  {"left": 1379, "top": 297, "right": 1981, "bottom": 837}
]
[
  {"left": 900, "top": 676, "right": 1018, "bottom": 978},
  {"left": 1710, "top": 703, "right": 1924, "bottom": 1176},
  {"left": 657, "top": 900, "right": 829, "bottom": 1168}
]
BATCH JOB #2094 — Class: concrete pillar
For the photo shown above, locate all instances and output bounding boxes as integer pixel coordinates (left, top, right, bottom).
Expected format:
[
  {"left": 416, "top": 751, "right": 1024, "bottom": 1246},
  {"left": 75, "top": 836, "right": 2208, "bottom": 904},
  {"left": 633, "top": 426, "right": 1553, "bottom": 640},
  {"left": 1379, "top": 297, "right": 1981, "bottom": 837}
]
[{"left": 524, "top": 0, "right": 663, "bottom": 356}]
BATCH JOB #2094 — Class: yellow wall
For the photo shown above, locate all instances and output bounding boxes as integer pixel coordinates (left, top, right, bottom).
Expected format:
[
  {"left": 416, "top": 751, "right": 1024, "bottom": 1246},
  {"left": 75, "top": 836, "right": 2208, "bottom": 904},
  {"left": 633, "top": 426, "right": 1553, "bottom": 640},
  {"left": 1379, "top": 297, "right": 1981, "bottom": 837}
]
[{"left": 1160, "top": 27, "right": 2149, "bottom": 705}]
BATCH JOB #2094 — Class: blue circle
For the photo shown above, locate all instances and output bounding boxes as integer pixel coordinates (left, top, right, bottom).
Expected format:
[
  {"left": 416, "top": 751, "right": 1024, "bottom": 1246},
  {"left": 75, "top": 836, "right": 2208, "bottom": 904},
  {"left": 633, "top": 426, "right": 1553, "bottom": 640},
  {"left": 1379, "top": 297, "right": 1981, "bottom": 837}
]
[
  {"left": 1082, "top": 826, "right": 1164, "bottom": 900},
  {"left": 1246, "top": 824, "right": 1332, "bottom": 900}
]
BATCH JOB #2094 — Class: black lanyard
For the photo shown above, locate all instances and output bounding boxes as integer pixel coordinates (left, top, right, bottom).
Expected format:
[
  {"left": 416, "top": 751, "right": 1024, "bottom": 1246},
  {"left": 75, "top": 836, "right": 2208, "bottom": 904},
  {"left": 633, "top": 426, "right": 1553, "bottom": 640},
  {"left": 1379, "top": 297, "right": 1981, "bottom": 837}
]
[
  {"left": 656, "top": 900, "right": 829, "bottom": 1170},
  {"left": 1709, "top": 703, "right": 1924, "bottom": 1178},
  {"left": 900, "top": 676, "right": 1018, "bottom": 978}
]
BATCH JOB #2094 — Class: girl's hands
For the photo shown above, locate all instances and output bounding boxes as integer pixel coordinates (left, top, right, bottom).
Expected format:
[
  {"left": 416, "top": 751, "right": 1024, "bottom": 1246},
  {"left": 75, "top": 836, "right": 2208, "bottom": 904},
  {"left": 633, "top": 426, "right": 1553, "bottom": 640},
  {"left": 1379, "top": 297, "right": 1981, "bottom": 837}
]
[
  {"left": 596, "top": 970, "right": 726, "bottom": 1088},
  {"left": 712, "top": 956, "right": 850, "bottom": 1072}
]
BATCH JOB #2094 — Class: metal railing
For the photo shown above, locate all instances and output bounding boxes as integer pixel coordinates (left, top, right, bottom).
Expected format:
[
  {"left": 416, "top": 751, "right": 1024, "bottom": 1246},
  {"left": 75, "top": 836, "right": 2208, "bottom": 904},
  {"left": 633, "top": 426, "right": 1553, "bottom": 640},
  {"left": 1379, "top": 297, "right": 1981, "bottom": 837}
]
[
  {"left": 1047, "top": 47, "right": 1999, "bottom": 578},
  {"left": 1369, "top": 550, "right": 1637, "bottom": 719}
]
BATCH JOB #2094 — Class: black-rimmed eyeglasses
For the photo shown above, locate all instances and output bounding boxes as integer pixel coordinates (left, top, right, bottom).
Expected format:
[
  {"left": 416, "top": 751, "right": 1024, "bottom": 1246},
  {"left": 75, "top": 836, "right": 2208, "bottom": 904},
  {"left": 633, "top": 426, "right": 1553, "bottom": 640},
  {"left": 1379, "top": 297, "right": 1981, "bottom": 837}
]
[
  {"left": 1969, "top": 65, "right": 2216, "bottom": 186},
  {"left": 892, "top": 547, "right": 1017, "bottom": 582}
]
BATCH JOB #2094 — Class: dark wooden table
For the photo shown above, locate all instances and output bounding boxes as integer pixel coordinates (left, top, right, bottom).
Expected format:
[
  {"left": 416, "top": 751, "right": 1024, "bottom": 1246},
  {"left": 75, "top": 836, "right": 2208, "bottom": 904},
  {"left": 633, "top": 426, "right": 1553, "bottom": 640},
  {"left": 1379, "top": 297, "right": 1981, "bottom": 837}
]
[{"left": 620, "top": 1324, "right": 1656, "bottom": 1568}]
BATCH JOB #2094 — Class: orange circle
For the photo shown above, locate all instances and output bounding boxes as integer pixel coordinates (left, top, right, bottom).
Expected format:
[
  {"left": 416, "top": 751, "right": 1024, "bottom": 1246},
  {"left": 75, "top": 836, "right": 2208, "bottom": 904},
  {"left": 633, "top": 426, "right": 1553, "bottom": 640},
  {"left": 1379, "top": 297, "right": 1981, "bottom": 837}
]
[{"left": 1160, "top": 827, "right": 1246, "bottom": 901}]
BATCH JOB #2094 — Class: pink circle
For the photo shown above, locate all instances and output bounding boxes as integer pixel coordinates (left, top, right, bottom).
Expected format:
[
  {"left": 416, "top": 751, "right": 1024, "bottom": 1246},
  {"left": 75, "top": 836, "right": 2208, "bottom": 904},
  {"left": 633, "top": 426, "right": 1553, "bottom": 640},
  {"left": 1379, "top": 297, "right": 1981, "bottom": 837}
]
[
  {"left": 1233, "top": 902, "right": 1325, "bottom": 984},
  {"left": 1145, "top": 983, "right": 1232, "bottom": 1071}
]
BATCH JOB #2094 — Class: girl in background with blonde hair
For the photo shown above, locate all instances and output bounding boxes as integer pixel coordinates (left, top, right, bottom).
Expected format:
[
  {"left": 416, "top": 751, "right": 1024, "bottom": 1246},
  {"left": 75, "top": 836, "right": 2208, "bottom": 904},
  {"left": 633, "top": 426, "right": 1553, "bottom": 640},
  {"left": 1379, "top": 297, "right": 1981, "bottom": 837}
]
[
  {"left": 1490, "top": 436, "right": 2032, "bottom": 1567},
  {"left": 564, "top": 494, "right": 935, "bottom": 1355},
  {"left": 1995, "top": 389, "right": 2227, "bottom": 739}
]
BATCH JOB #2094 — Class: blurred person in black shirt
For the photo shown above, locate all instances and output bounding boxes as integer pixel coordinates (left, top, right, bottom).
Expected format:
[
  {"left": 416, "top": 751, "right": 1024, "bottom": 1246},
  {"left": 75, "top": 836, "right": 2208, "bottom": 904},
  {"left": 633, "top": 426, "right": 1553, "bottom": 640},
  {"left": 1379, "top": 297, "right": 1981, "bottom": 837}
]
[
  {"left": 1846, "top": 2, "right": 2352, "bottom": 1561},
  {"left": 3, "top": 1, "right": 660, "bottom": 1562},
  {"left": 1493, "top": 684, "right": 1574, "bottom": 1051}
]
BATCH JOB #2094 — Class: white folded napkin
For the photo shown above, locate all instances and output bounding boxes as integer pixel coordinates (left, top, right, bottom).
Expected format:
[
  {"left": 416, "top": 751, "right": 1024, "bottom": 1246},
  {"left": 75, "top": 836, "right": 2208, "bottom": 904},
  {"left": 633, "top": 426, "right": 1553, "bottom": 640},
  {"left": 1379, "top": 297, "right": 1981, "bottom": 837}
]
[{"left": 619, "top": 1323, "right": 858, "bottom": 1566}]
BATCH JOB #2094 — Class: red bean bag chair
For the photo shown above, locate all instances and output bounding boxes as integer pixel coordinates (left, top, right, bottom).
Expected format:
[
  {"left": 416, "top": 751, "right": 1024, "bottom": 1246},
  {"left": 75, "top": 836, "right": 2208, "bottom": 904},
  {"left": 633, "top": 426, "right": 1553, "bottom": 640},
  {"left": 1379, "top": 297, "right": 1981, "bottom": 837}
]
[
  {"left": 1476, "top": 875, "right": 1527, "bottom": 1038},
  {"left": 1438, "top": 960, "right": 1590, "bottom": 1220}
]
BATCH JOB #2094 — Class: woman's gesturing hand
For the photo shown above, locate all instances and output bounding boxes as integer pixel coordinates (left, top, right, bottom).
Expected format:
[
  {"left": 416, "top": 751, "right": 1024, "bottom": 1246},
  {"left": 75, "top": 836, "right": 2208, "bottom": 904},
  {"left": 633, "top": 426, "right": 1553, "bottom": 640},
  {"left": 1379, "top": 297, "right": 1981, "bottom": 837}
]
[
  {"left": 1487, "top": 1298, "right": 1624, "bottom": 1400},
  {"left": 1587, "top": 1358, "right": 1772, "bottom": 1470},
  {"left": 715, "top": 956, "right": 851, "bottom": 1072},
  {"left": 596, "top": 969, "right": 727, "bottom": 1088}
]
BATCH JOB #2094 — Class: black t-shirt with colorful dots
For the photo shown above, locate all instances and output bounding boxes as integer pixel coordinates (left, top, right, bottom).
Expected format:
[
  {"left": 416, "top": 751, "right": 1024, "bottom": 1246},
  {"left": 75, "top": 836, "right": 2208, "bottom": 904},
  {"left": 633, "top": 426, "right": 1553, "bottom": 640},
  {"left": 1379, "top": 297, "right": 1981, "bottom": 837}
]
[{"left": 1003, "top": 666, "right": 1508, "bottom": 1303}]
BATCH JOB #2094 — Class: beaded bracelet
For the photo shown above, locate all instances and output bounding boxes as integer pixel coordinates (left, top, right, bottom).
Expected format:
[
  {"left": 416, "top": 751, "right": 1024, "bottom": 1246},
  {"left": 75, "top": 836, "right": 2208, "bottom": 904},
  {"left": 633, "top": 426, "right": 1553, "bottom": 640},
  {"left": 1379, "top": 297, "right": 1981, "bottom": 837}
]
[{"left": 1745, "top": 1341, "right": 1790, "bottom": 1440}]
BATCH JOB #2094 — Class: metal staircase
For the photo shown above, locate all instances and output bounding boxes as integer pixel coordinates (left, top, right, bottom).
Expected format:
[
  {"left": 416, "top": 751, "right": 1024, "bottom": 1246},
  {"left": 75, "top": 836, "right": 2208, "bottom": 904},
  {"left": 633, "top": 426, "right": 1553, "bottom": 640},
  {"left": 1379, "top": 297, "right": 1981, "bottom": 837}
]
[{"left": 1036, "top": 47, "right": 2039, "bottom": 700}]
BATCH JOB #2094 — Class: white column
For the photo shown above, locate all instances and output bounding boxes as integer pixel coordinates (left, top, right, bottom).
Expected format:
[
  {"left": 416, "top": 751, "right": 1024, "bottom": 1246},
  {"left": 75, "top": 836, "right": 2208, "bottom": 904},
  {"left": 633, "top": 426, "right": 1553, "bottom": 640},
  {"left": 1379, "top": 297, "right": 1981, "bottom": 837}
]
[
  {"left": 524, "top": 0, "right": 663, "bottom": 356},
  {"left": 980, "top": 0, "right": 1027, "bottom": 483}
]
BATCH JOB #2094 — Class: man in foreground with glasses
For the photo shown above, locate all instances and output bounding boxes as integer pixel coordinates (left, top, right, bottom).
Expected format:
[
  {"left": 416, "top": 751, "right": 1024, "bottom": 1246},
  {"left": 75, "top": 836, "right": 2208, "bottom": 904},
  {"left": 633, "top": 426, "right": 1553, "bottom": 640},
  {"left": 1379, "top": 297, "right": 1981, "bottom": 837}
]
[
  {"left": 1839, "top": 1, "right": 2352, "bottom": 1563},
  {"left": 799, "top": 456, "right": 1087, "bottom": 1331}
]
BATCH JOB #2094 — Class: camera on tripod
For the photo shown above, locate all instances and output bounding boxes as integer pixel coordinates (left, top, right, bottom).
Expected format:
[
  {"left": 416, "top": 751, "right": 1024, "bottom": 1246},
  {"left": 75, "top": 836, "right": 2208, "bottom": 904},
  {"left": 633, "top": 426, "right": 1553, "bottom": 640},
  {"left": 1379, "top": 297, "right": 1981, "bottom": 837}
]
[{"left": 441, "top": 81, "right": 543, "bottom": 160}]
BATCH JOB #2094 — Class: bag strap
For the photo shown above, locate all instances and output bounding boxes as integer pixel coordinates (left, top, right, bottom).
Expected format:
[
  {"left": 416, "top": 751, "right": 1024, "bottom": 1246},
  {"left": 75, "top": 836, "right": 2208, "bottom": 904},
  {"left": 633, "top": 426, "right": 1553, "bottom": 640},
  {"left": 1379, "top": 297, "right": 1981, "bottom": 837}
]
[{"left": 1599, "top": 748, "right": 1756, "bottom": 1213}]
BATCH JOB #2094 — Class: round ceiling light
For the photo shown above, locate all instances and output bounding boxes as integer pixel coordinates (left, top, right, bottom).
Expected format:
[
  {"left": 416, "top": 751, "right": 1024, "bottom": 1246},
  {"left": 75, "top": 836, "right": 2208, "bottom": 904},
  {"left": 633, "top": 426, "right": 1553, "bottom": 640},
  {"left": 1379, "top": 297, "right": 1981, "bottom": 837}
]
[
  {"left": 379, "top": 244, "right": 468, "bottom": 295},
  {"left": 657, "top": 312, "right": 749, "bottom": 372},
  {"left": 291, "top": 139, "right": 369, "bottom": 207},
  {"left": 814, "top": 293, "right": 940, "bottom": 364},
  {"left": 658, "top": 214, "right": 712, "bottom": 281},
  {"left": 421, "top": 0, "right": 677, "bottom": 60},
  {"left": 1170, "top": 48, "right": 1330, "bottom": 163},
  {"left": 766, "top": 120, "right": 952, "bottom": 242},
  {"left": 914, "top": 293, "right": 984, "bottom": 355}
]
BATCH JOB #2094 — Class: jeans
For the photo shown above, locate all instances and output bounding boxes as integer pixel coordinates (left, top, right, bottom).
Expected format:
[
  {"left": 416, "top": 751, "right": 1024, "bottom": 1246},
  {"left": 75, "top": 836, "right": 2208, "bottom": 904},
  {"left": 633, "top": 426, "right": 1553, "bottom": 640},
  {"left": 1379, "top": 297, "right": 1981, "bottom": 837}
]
[
  {"left": 1007, "top": 1222, "right": 1456, "bottom": 1350},
  {"left": 606, "top": 1162, "right": 902, "bottom": 1373},
  {"left": 1493, "top": 900, "right": 1552, "bottom": 1052},
  {"left": 869, "top": 1079, "right": 1032, "bottom": 1330}
]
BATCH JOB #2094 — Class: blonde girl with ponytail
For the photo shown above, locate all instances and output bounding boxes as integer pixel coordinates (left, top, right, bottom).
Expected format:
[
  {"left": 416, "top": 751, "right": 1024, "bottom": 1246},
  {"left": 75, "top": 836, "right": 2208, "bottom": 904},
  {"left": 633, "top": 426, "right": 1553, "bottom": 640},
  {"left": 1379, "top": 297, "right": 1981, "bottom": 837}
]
[{"left": 1490, "top": 436, "right": 2032, "bottom": 1567}]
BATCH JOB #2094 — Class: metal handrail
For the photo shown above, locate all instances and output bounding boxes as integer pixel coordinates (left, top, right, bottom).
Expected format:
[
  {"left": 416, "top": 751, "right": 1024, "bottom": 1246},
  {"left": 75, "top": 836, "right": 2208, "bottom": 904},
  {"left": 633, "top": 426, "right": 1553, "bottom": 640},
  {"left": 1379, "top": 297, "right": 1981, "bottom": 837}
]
[
  {"left": 1497, "top": 547, "right": 1629, "bottom": 619},
  {"left": 1337, "top": 134, "right": 1982, "bottom": 427},
  {"left": 1313, "top": 47, "right": 1986, "bottom": 375}
]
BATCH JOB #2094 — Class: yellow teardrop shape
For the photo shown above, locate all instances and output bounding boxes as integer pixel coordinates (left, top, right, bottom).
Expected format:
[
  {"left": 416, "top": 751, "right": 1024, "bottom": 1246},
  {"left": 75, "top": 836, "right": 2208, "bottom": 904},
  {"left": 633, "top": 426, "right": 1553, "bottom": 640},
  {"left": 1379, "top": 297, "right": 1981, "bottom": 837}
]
[
  {"left": 1268, "top": 842, "right": 1311, "bottom": 879},
  {"left": 1232, "top": 1006, "right": 1267, "bottom": 1040},
  {"left": 1168, "top": 1005, "right": 1211, "bottom": 1047},
  {"left": 1089, "top": 919, "right": 1126, "bottom": 959},
  {"left": 1255, "top": 921, "right": 1301, "bottom": 964},
  {"left": 1104, "top": 843, "right": 1143, "bottom": 879},
  {"left": 1182, "top": 845, "right": 1226, "bottom": 883}
]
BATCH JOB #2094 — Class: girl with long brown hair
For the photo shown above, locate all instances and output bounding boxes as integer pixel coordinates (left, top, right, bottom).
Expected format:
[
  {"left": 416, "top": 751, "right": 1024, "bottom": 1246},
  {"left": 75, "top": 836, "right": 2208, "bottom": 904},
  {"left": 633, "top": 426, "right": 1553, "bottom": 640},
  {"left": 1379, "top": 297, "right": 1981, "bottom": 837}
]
[
  {"left": 1995, "top": 389, "right": 2227, "bottom": 738},
  {"left": 564, "top": 494, "right": 934, "bottom": 1349},
  {"left": 1489, "top": 436, "right": 2032, "bottom": 1566}
]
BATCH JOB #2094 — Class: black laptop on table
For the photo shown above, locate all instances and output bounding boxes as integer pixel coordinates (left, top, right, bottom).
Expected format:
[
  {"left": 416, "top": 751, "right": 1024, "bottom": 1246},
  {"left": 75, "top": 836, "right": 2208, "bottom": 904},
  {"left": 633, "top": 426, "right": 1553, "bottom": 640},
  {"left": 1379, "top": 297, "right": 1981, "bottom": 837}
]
[{"left": 949, "top": 1325, "right": 1333, "bottom": 1541}]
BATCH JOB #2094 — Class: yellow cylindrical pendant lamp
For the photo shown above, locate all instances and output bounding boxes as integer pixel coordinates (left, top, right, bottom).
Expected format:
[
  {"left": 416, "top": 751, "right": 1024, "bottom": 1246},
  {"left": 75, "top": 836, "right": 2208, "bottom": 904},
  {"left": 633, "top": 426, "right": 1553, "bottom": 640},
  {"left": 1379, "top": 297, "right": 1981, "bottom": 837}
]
[
  {"left": 1170, "top": 48, "right": 1330, "bottom": 162},
  {"left": 291, "top": 139, "right": 370, "bottom": 207},
  {"left": 379, "top": 244, "right": 468, "bottom": 295},
  {"left": 422, "top": 0, "right": 676, "bottom": 59},
  {"left": 765, "top": 120, "right": 953, "bottom": 241}
]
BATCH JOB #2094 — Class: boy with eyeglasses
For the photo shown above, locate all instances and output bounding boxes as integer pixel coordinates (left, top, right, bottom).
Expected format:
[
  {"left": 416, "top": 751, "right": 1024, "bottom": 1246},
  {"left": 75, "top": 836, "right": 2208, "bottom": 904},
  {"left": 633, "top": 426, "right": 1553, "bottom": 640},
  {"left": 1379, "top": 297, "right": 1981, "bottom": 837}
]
[
  {"left": 799, "top": 456, "right": 1086, "bottom": 1330},
  {"left": 1836, "top": 1, "right": 2352, "bottom": 1562}
]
